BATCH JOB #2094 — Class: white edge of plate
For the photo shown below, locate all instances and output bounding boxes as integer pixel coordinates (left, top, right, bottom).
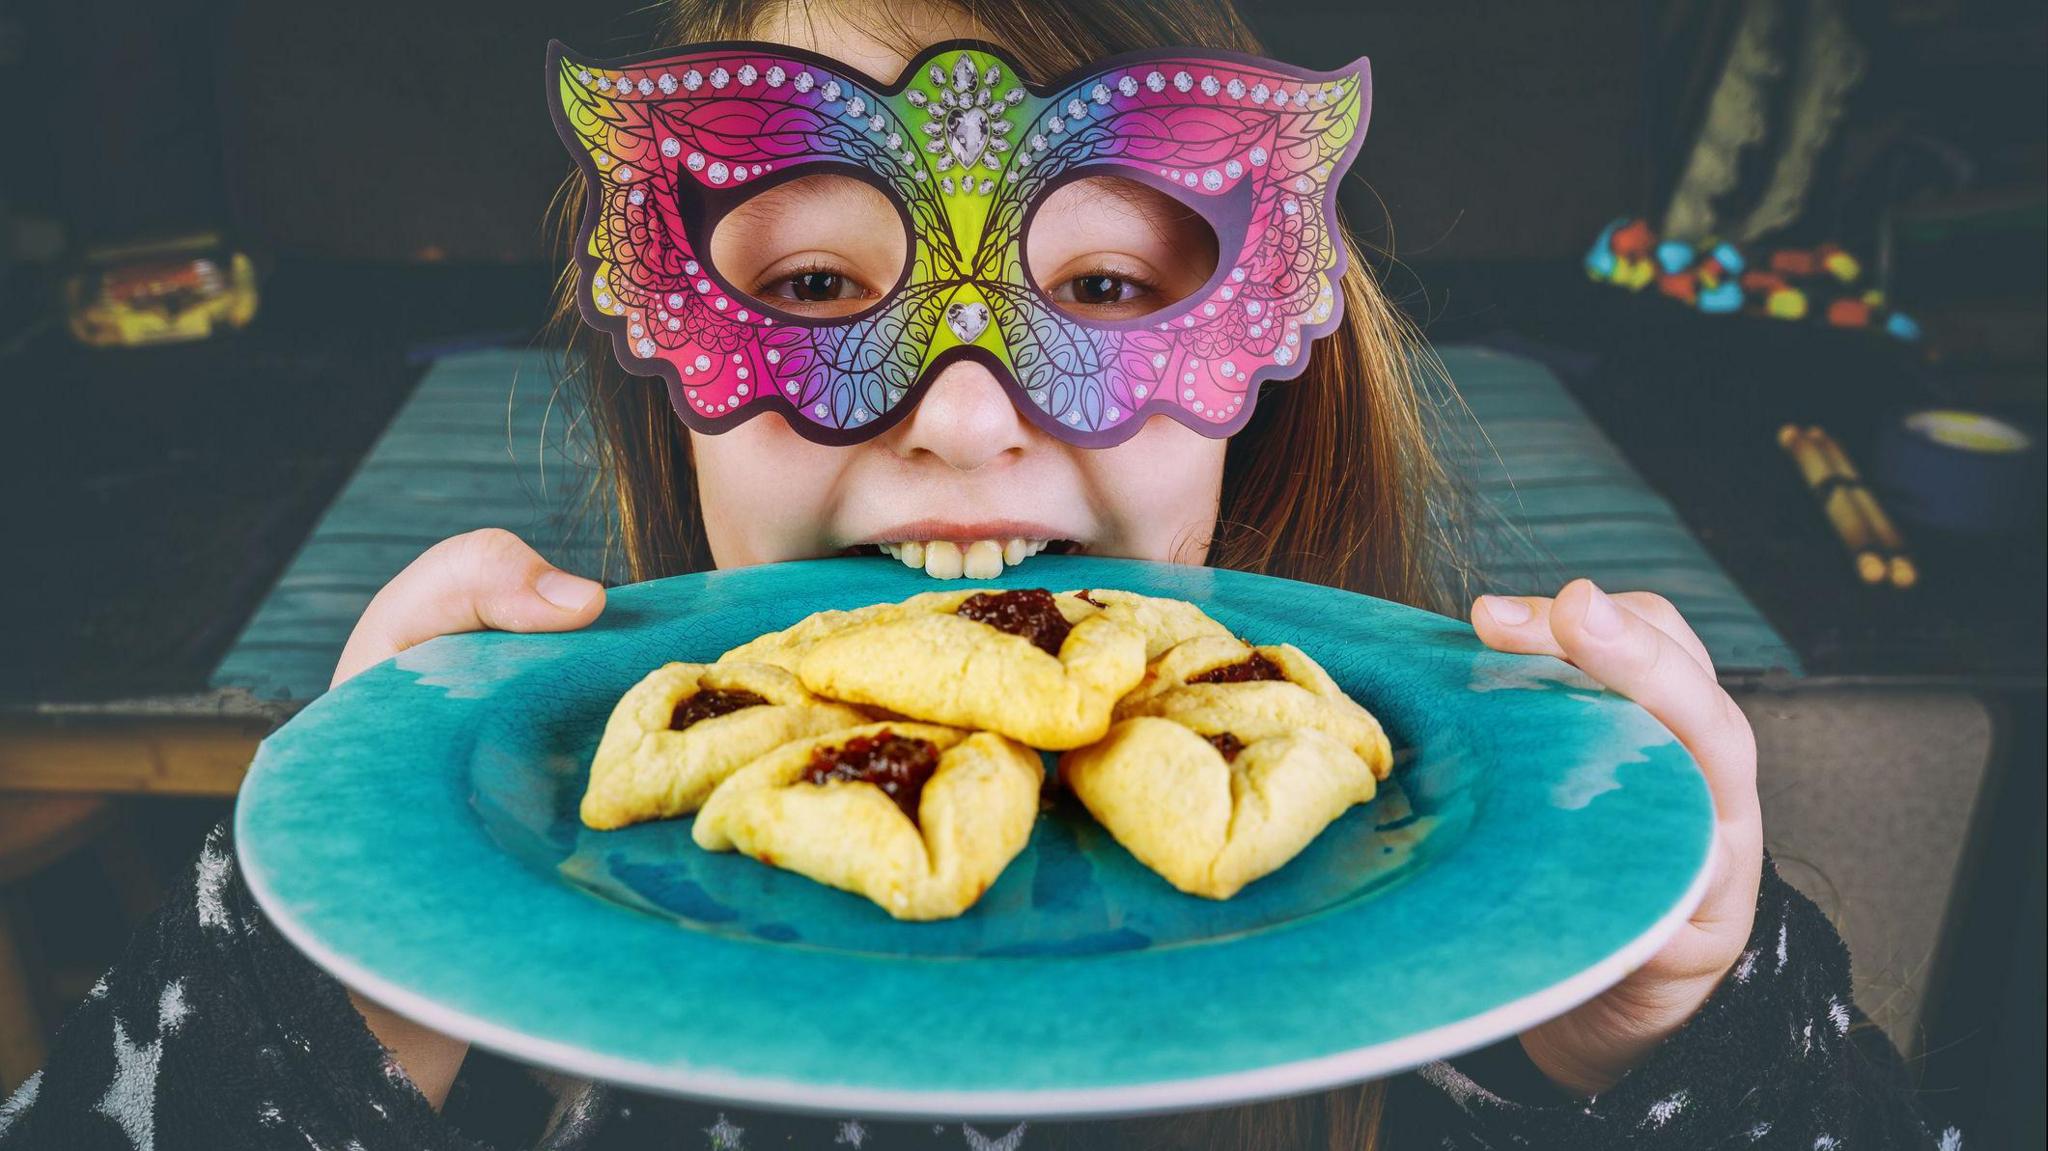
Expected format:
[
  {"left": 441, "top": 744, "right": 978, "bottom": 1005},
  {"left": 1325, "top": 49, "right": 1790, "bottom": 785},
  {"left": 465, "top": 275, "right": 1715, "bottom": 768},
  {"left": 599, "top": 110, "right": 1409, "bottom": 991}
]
[{"left": 240, "top": 827, "right": 1714, "bottom": 1121}]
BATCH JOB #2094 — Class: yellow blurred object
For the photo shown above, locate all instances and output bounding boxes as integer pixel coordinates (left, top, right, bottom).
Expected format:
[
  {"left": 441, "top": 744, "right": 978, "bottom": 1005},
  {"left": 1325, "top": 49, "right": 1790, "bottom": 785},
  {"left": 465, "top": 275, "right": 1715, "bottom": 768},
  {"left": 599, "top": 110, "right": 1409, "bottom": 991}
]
[
  {"left": 1903, "top": 409, "right": 2032, "bottom": 454},
  {"left": 1781, "top": 426, "right": 1884, "bottom": 582},
  {"left": 1616, "top": 257, "right": 1656, "bottom": 291},
  {"left": 1824, "top": 250, "right": 1861, "bottom": 281},
  {"left": 1766, "top": 288, "right": 1808, "bottom": 320},
  {"left": 1861, "top": 289, "right": 1885, "bottom": 307},
  {"left": 65, "top": 234, "right": 259, "bottom": 348},
  {"left": 1780, "top": 425, "right": 1919, "bottom": 590}
]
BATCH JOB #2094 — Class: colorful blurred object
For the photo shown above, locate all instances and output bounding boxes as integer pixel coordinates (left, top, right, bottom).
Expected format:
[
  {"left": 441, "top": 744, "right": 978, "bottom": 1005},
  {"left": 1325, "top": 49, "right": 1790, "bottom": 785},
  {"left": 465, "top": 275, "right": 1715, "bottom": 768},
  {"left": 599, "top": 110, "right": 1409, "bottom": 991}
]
[
  {"left": 1766, "top": 288, "right": 1808, "bottom": 320},
  {"left": 65, "top": 234, "right": 259, "bottom": 348},
  {"left": 1585, "top": 219, "right": 1919, "bottom": 342}
]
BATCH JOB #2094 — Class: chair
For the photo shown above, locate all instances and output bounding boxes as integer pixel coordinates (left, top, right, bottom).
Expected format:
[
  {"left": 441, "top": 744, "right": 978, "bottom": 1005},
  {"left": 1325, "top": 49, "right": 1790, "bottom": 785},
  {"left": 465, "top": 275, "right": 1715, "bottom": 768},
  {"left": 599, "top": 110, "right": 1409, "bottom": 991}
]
[{"left": 0, "top": 794, "right": 118, "bottom": 1093}]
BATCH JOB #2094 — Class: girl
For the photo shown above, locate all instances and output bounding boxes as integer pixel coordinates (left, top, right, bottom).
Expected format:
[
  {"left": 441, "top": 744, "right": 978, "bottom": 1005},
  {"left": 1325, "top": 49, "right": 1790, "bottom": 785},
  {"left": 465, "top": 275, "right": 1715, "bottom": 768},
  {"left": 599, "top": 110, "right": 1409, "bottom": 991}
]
[{"left": 0, "top": 1, "right": 1963, "bottom": 1148}]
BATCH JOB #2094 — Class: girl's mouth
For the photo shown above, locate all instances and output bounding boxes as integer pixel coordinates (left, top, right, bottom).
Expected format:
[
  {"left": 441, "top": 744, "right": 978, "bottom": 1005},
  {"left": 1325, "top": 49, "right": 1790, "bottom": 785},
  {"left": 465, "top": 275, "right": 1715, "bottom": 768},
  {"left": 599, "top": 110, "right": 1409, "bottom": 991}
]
[
  {"left": 879, "top": 537, "right": 1087, "bottom": 579},
  {"left": 837, "top": 536, "right": 1089, "bottom": 579},
  {"left": 841, "top": 519, "right": 1092, "bottom": 579}
]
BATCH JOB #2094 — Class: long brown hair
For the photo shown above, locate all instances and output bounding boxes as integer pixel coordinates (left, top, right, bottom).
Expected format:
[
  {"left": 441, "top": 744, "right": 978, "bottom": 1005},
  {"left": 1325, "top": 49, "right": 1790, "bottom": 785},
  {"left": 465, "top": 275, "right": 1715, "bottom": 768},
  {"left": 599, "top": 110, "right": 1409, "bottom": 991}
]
[{"left": 549, "top": 2, "right": 1471, "bottom": 1144}]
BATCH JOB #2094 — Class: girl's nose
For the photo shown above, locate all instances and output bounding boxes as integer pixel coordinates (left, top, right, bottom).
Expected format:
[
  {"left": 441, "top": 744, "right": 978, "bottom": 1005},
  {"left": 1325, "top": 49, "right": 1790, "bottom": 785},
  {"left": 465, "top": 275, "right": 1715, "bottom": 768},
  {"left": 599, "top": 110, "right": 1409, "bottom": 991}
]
[{"left": 888, "top": 358, "right": 1032, "bottom": 471}]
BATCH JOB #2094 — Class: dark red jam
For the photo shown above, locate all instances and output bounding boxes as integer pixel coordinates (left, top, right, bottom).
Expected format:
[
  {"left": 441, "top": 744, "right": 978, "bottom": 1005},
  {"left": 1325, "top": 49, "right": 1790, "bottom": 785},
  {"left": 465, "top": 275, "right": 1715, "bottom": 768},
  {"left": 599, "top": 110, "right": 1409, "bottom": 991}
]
[
  {"left": 669, "top": 689, "right": 769, "bottom": 730},
  {"left": 1074, "top": 588, "right": 1107, "bottom": 608},
  {"left": 956, "top": 588, "right": 1072, "bottom": 655},
  {"left": 802, "top": 730, "right": 941, "bottom": 821},
  {"left": 1205, "top": 732, "right": 1248, "bottom": 762},
  {"left": 1188, "top": 652, "right": 1287, "bottom": 684}
]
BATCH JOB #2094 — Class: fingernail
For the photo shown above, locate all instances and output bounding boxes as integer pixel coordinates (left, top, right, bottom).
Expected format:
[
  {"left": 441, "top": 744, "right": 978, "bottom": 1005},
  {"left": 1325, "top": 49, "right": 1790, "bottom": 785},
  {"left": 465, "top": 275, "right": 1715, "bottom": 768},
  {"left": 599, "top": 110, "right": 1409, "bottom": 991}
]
[
  {"left": 1581, "top": 584, "right": 1622, "bottom": 638},
  {"left": 1480, "top": 596, "right": 1532, "bottom": 626},
  {"left": 536, "top": 570, "right": 600, "bottom": 611}
]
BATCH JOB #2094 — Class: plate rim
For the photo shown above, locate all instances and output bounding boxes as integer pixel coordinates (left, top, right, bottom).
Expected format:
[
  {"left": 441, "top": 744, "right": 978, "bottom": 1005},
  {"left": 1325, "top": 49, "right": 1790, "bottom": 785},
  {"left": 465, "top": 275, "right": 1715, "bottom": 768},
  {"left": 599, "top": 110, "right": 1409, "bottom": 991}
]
[{"left": 242, "top": 837, "right": 1708, "bottom": 1118}]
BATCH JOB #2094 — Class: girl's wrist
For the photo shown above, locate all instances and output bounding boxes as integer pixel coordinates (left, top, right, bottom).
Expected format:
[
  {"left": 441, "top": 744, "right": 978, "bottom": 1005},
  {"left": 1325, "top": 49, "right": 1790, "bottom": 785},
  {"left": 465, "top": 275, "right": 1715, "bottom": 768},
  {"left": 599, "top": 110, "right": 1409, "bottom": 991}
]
[
  {"left": 1519, "top": 1021, "right": 1639, "bottom": 1098},
  {"left": 349, "top": 990, "right": 470, "bottom": 1111},
  {"left": 1518, "top": 968, "right": 1724, "bottom": 1097}
]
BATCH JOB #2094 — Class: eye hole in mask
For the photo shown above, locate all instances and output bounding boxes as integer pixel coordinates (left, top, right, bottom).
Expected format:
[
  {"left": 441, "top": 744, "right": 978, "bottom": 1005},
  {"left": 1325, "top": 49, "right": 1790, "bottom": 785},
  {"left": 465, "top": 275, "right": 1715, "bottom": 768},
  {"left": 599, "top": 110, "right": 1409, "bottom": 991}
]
[
  {"left": 1024, "top": 175, "right": 1220, "bottom": 322},
  {"left": 709, "top": 172, "right": 911, "bottom": 322}
]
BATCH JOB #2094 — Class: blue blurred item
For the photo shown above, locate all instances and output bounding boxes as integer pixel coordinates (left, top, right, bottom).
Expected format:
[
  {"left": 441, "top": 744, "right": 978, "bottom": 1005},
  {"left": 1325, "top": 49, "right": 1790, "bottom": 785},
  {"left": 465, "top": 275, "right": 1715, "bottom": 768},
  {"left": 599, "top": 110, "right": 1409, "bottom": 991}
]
[
  {"left": 1656, "top": 241, "right": 1695, "bottom": 275},
  {"left": 1878, "top": 410, "right": 2042, "bottom": 534}
]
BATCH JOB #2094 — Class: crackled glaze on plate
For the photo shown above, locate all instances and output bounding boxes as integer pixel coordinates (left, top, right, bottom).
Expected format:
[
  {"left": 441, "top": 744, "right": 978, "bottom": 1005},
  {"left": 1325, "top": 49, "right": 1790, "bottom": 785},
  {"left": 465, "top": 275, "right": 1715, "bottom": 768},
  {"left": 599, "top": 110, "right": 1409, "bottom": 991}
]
[{"left": 236, "top": 556, "right": 1713, "bottom": 1118}]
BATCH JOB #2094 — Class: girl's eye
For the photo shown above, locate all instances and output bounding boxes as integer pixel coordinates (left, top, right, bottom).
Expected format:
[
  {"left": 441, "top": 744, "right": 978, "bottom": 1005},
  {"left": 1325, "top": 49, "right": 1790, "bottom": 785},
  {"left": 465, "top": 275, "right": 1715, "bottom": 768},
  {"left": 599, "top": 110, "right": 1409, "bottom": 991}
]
[
  {"left": 1065, "top": 274, "right": 1143, "bottom": 306},
  {"left": 787, "top": 270, "right": 854, "bottom": 302},
  {"left": 751, "top": 265, "right": 880, "bottom": 317}
]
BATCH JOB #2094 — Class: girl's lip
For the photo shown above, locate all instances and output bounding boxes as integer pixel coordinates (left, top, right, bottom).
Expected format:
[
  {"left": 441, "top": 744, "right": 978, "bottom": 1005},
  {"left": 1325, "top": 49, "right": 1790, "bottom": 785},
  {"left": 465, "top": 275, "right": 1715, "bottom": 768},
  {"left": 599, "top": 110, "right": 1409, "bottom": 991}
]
[{"left": 851, "top": 519, "right": 1085, "bottom": 546}]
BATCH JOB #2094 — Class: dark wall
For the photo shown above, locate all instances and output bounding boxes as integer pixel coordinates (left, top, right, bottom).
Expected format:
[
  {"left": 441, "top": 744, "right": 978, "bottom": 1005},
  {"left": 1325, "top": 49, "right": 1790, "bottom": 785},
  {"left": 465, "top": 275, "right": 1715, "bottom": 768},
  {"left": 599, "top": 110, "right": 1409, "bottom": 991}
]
[
  {"left": 206, "top": 0, "right": 1644, "bottom": 264},
  {"left": 215, "top": 0, "right": 659, "bottom": 264},
  {"left": 1264, "top": 2, "right": 1645, "bottom": 262}
]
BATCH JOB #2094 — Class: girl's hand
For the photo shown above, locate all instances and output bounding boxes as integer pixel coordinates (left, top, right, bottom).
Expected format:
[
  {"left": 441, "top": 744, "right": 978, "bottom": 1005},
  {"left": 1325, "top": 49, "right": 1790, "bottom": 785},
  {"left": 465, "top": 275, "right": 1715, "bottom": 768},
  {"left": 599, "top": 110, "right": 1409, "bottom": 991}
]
[
  {"left": 1472, "top": 579, "right": 1763, "bottom": 1097},
  {"left": 333, "top": 527, "right": 606, "bottom": 686},
  {"left": 331, "top": 528, "right": 606, "bottom": 1107}
]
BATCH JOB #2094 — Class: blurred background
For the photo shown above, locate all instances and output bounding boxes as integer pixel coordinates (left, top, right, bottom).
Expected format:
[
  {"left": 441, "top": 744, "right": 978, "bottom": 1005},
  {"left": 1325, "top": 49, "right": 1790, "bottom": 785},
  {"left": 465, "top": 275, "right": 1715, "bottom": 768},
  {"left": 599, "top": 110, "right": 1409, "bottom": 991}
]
[{"left": 0, "top": 0, "right": 2041, "bottom": 1142}]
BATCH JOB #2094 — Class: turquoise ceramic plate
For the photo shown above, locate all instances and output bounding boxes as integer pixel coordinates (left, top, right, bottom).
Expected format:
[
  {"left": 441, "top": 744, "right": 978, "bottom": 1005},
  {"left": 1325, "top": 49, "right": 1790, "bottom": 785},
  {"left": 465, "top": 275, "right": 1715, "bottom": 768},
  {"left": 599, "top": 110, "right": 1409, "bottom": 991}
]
[{"left": 237, "top": 556, "right": 1713, "bottom": 1119}]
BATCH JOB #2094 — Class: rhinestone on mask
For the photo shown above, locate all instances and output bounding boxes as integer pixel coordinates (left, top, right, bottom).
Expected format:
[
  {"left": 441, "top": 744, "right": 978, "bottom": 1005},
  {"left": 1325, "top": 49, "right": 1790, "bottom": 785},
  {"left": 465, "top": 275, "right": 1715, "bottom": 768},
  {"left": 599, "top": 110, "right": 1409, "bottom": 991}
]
[
  {"left": 944, "top": 300, "right": 991, "bottom": 343},
  {"left": 919, "top": 54, "right": 1016, "bottom": 198}
]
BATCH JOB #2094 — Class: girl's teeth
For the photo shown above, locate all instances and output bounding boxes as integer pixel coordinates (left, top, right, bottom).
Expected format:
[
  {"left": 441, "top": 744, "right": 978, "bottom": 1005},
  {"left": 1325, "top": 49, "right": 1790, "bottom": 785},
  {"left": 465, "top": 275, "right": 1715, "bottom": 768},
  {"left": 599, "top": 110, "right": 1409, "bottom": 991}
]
[
  {"left": 923, "top": 540, "right": 965, "bottom": 579},
  {"left": 886, "top": 538, "right": 1059, "bottom": 579},
  {"left": 962, "top": 539, "right": 1004, "bottom": 579}
]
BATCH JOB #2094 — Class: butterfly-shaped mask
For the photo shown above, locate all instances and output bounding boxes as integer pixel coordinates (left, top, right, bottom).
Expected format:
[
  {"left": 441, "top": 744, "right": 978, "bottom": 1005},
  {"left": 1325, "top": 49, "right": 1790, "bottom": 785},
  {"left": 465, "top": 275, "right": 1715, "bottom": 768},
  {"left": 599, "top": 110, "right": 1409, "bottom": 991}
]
[{"left": 549, "top": 39, "right": 1370, "bottom": 447}]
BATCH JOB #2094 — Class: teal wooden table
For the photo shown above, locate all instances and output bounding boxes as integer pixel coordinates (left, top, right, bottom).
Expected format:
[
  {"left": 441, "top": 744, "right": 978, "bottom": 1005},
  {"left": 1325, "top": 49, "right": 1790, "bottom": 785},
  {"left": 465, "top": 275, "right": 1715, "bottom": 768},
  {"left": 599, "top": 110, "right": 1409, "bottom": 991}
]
[{"left": 212, "top": 344, "right": 1795, "bottom": 708}]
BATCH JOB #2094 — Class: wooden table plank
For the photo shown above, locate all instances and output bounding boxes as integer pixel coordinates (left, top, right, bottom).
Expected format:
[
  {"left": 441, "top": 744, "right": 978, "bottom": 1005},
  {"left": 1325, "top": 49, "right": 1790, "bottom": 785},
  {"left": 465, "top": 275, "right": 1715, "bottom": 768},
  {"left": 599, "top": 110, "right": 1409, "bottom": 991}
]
[
  {"left": 0, "top": 722, "right": 267, "bottom": 797},
  {"left": 208, "top": 349, "right": 609, "bottom": 704}
]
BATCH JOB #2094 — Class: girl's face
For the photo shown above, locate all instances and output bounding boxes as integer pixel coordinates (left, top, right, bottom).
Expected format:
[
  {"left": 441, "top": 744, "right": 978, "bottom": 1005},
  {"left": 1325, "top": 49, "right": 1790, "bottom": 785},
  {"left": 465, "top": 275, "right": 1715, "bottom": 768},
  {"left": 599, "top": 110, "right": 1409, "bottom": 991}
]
[{"left": 690, "top": 3, "right": 1229, "bottom": 578}]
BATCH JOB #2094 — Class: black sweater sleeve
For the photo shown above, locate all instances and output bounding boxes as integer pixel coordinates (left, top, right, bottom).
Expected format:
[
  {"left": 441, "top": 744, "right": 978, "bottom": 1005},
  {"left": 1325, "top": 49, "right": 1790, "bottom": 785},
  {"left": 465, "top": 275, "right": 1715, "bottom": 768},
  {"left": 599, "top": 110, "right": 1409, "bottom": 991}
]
[
  {"left": 1390, "top": 856, "right": 1967, "bottom": 1150},
  {"left": 0, "top": 821, "right": 490, "bottom": 1151}
]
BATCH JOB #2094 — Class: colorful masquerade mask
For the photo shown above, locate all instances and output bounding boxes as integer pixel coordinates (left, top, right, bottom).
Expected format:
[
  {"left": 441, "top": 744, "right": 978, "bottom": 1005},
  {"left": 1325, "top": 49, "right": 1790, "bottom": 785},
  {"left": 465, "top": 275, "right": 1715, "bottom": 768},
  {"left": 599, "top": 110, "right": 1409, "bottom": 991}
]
[{"left": 549, "top": 39, "right": 1370, "bottom": 447}]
